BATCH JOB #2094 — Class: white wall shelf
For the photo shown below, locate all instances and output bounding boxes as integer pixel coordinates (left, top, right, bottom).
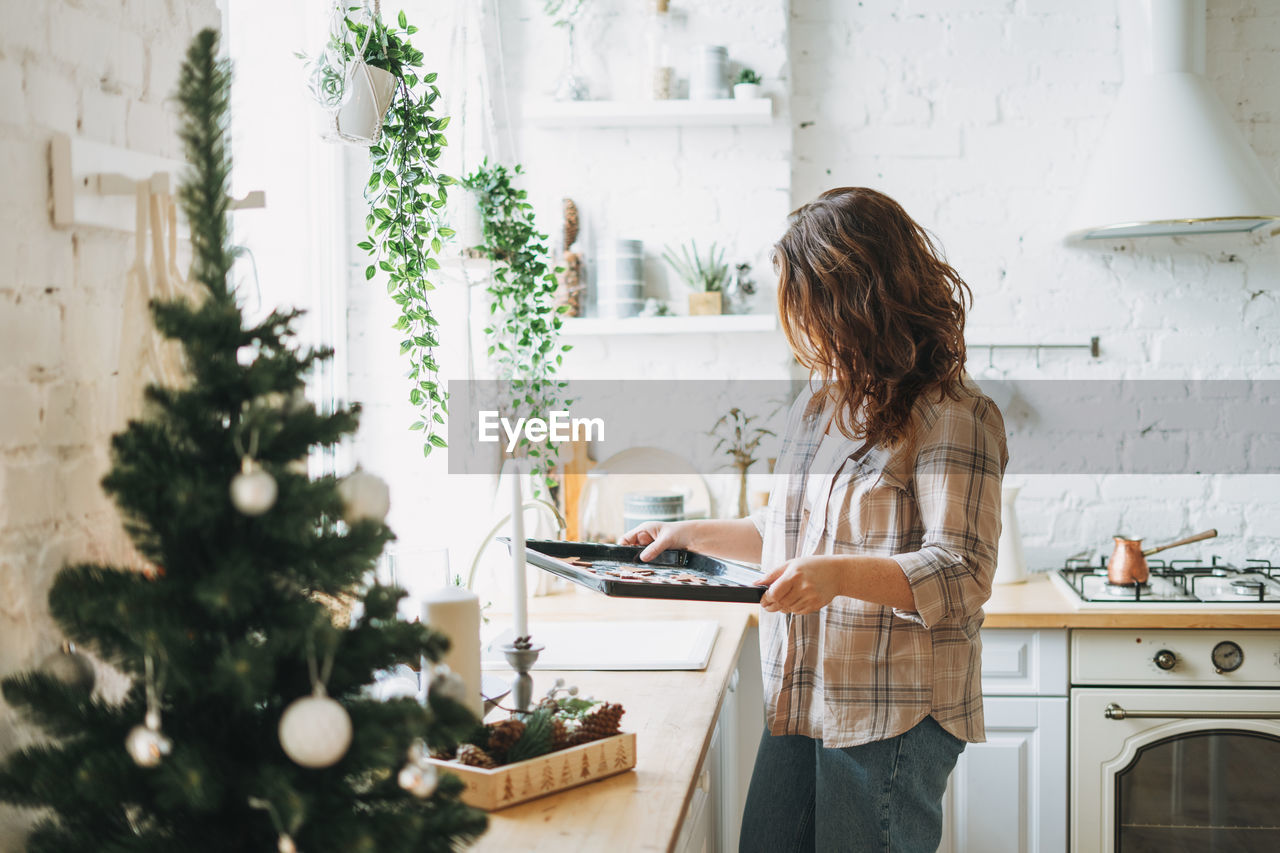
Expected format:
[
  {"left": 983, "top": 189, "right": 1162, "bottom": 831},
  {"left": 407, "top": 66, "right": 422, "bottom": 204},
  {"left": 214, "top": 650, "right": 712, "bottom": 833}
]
[
  {"left": 560, "top": 314, "right": 778, "bottom": 336},
  {"left": 525, "top": 98, "right": 773, "bottom": 128}
]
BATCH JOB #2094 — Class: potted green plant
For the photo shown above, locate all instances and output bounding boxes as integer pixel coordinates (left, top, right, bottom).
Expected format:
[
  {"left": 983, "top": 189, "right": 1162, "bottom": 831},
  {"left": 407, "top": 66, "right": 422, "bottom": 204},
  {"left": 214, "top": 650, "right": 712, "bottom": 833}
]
[
  {"left": 662, "top": 240, "right": 729, "bottom": 315},
  {"left": 734, "top": 68, "right": 762, "bottom": 100},
  {"left": 709, "top": 407, "right": 776, "bottom": 518},
  {"left": 305, "top": 4, "right": 452, "bottom": 453},
  {"left": 304, "top": 4, "right": 417, "bottom": 144}
]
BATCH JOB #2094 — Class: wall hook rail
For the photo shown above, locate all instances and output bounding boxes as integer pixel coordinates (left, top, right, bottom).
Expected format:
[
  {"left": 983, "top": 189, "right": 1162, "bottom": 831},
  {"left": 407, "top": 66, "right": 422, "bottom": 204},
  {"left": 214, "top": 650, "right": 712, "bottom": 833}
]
[
  {"left": 50, "top": 132, "right": 265, "bottom": 232},
  {"left": 971, "top": 336, "right": 1101, "bottom": 368}
]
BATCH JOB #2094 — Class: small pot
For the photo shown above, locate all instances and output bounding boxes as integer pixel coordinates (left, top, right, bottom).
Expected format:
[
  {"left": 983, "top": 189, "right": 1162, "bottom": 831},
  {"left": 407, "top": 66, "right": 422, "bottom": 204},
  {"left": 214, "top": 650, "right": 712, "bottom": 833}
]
[
  {"left": 1107, "top": 528, "right": 1218, "bottom": 586},
  {"left": 688, "top": 291, "right": 722, "bottom": 315},
  {"left": 733, "top": 82, "right": 763, "bottom": 100},
  {"left": 329, "top": 63, "right": 397, "bottom": 145}
]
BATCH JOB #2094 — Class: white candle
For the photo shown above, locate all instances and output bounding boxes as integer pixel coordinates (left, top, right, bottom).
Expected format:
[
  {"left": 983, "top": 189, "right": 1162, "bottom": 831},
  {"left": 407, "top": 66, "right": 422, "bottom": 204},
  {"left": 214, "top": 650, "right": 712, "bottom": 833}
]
[
  {"left": 511, "top": 461, "right": 529, "bottom": 639},
  {"left": 422, "top": 588, "right": 483, "bottom": 718}
]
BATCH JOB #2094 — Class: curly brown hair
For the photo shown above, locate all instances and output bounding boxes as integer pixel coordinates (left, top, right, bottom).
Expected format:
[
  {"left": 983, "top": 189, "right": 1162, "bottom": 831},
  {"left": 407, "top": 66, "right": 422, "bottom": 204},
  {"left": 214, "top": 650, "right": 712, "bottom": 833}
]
[{"left": 773, "top": 187, "right": 971, "bottom": 447}]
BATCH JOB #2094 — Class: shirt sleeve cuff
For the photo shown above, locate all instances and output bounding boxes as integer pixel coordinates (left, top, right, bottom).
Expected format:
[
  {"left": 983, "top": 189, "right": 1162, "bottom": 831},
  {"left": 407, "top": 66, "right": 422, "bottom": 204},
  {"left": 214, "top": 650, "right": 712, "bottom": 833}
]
[
  {"left": 890, "top": 549, "right": 949, "bottom": 629},
  {"left": 748, "top": 505, "right": 767, "bottom": 540}
]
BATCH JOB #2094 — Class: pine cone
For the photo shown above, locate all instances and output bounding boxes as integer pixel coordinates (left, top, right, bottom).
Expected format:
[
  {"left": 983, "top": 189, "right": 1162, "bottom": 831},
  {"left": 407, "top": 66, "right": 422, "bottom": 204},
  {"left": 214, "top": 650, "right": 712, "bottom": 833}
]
[
  {"left": 485, "top": 718, "right": 526, "bottom": 761},
  {"left": 550, "top": 717, "right": 570, "bottom": 751},
  {"left": 563, "top": 198, "right": 579, "bottom": 250},
  {"left": 455, "top": 743, "right": 497, "bottom": 769},
  {"left": 570, "top": 702, "right": 625, "bottom": 746}
]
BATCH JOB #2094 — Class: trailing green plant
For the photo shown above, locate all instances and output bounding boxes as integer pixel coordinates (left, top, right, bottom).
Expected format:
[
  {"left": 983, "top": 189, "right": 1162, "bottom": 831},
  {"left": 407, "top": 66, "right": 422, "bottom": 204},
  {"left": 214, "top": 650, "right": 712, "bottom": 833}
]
[
  {"left": 349, "top": 9, "right": 455, "bottom": 455},
  {"left": 735, "top": 68, "right": 762, "bottom": 86},
  {"left": 463, "top": 160, "right": 571, "bottom": 496},
  {"left": 543, "top": 0, "right": 586, "bottom": 26},
  {"left": 662, "top": 240, "right": 729, "bottom": 293}
]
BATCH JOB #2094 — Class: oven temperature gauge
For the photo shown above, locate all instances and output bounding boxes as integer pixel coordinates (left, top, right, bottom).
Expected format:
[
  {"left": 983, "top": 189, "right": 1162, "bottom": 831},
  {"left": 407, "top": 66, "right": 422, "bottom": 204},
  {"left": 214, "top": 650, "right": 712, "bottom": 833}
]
[{"left": 1211, "top": 640, "right": 1244, "bottom": 674}]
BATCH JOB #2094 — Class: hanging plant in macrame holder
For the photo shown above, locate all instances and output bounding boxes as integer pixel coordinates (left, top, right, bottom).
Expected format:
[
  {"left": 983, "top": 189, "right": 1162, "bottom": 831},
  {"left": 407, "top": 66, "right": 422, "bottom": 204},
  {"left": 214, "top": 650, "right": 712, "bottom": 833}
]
[{"left": 304, "top": 0, "right": 398, "bottom": 145}]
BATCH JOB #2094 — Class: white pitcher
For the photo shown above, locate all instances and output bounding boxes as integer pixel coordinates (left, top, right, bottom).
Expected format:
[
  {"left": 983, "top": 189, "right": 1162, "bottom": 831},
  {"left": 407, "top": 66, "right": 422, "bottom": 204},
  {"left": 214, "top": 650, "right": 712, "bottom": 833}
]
[{"left": 994, "top": 485, "right": 1028, "bottom": 585}]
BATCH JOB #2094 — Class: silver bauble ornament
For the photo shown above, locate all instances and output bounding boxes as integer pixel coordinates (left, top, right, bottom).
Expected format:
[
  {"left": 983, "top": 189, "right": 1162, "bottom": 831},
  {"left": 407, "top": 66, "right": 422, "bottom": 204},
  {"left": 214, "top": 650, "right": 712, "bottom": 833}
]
[
  {"left": 278, "top": 689, "right": 352, "bottom": 768},
  {"left": 125, "top": 711, "right": 172, "bottom": 767},
  {"left": 398, "top": 761, "right": 438, "bottom": 798},
  {"left": 230, "top": 458, "right": 277, "bottom": 516},
  {"left": 336, "top": 469, "right": 390, "bottom": 523},
  {"left": 39, "top": 644, "right": 95, "bottom": 694}
]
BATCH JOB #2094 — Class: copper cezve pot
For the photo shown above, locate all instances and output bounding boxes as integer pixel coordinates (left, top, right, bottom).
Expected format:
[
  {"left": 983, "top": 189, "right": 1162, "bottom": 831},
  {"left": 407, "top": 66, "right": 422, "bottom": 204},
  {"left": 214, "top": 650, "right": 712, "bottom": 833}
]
[{"left": 1107, "top": 529, "right": 1219, "bottom": 586}]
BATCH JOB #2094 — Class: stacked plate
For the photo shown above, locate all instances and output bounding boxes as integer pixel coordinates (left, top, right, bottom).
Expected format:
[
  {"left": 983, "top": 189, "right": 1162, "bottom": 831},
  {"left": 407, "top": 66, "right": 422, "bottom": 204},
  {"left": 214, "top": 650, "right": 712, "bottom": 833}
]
[
  {"left": 596, "top": 238, "right": 644, "bottom": 318},
  {"left": 622, "top": 490, "right": 685, "bottom": 534}
]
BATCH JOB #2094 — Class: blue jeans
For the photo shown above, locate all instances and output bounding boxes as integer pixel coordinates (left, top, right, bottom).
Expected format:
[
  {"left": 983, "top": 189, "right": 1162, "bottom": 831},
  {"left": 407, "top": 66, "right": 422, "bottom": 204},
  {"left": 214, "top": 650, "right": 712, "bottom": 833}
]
[{"left": 739, "top": 715, "right": 965, "bottom": 853}]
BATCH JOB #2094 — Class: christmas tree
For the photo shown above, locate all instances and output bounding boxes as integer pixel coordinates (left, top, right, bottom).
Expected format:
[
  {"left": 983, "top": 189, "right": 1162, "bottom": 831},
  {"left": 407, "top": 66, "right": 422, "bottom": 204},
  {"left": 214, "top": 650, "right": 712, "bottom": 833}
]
[{"left": 0, "top": 29, "right": 486, "bottom": 852}]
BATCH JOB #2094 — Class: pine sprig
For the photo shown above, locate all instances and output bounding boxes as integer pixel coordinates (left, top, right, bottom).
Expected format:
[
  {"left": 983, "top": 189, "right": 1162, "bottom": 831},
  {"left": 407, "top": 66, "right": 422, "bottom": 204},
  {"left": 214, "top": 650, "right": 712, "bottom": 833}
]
[{"left": 175, "top": 28, "right": 234, "bottom": 301}]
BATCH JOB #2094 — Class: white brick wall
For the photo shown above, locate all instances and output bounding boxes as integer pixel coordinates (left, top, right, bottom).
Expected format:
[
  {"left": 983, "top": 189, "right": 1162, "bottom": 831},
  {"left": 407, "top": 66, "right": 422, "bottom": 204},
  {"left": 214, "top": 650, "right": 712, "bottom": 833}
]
[
  {"left": 790, "top": 0, "right": 1280, "bottom": 564},
  {"left": 0, "top": 1, "right": 218, "bottom": 846},
  {"left": 342, "top": 0, "right": 1280, "bottom": 576}
]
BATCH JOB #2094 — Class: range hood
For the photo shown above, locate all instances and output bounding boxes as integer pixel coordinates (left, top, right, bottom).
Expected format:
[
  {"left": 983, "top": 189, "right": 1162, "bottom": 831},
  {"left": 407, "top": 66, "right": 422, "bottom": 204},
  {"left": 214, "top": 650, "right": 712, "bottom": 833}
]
[{"left": 1067, "top": 0, "right": 1280, "bottom": 241}]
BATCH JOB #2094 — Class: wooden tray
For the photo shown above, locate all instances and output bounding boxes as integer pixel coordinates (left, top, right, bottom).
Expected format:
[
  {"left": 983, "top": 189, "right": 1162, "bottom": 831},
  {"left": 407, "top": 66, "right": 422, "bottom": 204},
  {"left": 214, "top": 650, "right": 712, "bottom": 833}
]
[
  {"left": 428, "top": 732, "right": 636, "bottom": 810},
  {"left": 503, "top": 539, "right": 766, "bottom": 603}
]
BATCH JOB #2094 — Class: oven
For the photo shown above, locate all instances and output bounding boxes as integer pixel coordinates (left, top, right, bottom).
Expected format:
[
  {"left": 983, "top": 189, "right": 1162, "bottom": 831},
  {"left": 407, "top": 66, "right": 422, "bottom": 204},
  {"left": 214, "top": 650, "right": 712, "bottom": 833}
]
[{"left": 1069, "top": 630, "right": 1280, "bottom": 853}]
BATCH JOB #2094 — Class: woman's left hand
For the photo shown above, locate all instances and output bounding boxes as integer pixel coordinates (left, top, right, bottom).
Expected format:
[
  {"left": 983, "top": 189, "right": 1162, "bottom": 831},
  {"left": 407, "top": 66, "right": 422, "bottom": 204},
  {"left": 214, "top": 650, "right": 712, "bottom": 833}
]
[{"left": 755, "top": 556, "right": 844, "bottom": 614}]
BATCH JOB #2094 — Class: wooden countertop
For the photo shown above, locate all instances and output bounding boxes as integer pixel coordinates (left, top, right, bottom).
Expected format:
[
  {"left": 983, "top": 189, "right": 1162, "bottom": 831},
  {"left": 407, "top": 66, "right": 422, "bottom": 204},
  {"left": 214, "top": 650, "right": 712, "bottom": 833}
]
[
  {"left": 471, "top": 592, "right": 755, "bottom": 852},
  {"left": 469, "top": 575, "right": 1279, "bottom": 850},
  {"left": 983, "top": 574, "right": 1280, "bottom": 629}
]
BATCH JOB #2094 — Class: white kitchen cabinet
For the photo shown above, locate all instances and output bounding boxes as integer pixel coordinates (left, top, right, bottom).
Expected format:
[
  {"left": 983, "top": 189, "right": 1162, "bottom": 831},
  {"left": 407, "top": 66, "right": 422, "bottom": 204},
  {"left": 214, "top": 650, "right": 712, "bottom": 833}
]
[
  {"left": 939, "top": 629, "right": 1068, "bottom": 853},
  {"left": 676, "top": 626, "right": 763, "bottom": 853}
]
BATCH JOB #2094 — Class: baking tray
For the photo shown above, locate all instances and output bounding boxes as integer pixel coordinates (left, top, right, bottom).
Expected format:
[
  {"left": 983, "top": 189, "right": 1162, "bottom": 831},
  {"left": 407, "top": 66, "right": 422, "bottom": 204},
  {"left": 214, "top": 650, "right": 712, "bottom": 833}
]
[{"left": 501, "top": 538, "right": 766, "bottom": 603}]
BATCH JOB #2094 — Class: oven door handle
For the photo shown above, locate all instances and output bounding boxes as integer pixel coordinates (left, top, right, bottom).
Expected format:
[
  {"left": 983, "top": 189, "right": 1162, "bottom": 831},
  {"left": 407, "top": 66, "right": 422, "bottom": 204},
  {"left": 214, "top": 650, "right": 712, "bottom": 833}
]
[{"left": 1105, "top": 702, "right": 1280, "bottom": 721}]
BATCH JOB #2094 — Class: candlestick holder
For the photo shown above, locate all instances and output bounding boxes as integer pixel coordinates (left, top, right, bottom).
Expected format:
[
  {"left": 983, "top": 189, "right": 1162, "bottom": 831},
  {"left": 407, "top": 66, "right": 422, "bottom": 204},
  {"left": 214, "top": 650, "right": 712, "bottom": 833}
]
[{"left": 501, "top": 635, "right": 544, "bottom": 713}]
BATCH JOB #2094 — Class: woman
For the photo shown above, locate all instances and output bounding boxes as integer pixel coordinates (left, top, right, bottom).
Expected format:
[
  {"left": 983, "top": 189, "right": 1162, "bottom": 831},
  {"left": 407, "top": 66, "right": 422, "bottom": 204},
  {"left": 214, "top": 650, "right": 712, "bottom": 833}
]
[{"left": 622, "top": 188, "right": 1007, "bottom": 853}]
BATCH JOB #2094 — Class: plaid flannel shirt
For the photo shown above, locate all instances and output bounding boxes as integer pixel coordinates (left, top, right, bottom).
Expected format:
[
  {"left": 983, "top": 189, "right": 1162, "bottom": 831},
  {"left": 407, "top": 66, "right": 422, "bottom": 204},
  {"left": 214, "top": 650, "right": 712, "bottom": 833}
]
[{"left": 751, "top": 377, "right": 1008, "bottom": 748}]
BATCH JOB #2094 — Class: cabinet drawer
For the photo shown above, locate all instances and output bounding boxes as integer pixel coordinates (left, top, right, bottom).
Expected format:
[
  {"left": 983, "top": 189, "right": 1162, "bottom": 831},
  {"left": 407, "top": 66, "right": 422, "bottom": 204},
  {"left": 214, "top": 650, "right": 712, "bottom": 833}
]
[{"left": 981, "top": 629, "right": 1068, "bottom": 696}]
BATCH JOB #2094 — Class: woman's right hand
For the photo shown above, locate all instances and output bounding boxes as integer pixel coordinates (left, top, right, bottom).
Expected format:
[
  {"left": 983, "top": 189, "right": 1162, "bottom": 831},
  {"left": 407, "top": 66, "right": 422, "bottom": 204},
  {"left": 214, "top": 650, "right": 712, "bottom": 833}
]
[{"left": 620, "top": 520, "right": 697, "bottom": 562}]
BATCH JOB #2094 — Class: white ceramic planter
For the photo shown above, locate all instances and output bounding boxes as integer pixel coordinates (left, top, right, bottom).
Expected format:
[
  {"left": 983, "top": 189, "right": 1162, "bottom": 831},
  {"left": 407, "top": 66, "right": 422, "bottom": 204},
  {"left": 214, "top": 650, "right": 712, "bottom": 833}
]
[
  {"left": 330, "top": 63, "right": 397, "bottom": 145},
  {"left": 733, "top": 83, "right": 763, "bottom": 100}
]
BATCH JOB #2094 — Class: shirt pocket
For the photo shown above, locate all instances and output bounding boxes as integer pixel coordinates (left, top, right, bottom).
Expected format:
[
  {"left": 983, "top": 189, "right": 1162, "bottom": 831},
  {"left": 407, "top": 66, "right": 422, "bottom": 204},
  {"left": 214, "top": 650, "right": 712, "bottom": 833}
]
[{"left": 828, "top": 458, "right": 913, "bottom": 555}]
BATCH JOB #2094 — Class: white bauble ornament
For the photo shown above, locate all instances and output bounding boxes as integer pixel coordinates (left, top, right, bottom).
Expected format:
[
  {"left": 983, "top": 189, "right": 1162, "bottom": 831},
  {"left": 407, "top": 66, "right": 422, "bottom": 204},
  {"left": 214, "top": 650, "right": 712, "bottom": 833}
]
[
  {"left": 231, "top": 459, "right": 277, "bottom": 516},
  {"left": 278, "top": 689, "right": 352, "bottom": 768},
  {"left": 39, "top": 645, "right": 95, "bottom": 694},
  {"left": 407, "top": 738, "right": 430, "bottom": 765},
  {"left": 337, "top": 469, "right": 390, "bottom": 523},
  {"left": 398, "top": 761, "right": 438, "bottom": 798},
  {"left": 427, "top": 665, "right": 468, "bottom": 705},
  {"left": 277, "top": 835, "right": 298, "bottom": 853},
  {"left": 125, "top": 711, "right": 172, "bottom": 767}
]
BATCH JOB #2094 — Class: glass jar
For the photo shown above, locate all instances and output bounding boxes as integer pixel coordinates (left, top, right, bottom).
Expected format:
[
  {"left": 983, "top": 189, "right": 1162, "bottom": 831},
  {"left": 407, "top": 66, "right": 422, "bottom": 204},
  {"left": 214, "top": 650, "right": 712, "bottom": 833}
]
[{"left": 647, "top": 0, "right": 674, "bottom": 100}]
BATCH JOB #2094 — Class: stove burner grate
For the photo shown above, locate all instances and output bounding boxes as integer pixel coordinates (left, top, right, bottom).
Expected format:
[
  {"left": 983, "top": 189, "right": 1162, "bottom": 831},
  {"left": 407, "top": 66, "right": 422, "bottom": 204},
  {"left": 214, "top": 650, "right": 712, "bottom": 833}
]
[{"left": 1057, "top": 554, "right": 1280, "bottom": 604}]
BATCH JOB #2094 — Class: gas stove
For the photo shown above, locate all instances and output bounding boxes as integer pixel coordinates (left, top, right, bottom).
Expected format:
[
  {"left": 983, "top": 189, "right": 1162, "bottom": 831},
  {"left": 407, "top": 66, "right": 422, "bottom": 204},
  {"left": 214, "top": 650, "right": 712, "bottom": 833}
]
[{"left": 1052, "top": 555, "right": 1280, "bottom": 607}]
